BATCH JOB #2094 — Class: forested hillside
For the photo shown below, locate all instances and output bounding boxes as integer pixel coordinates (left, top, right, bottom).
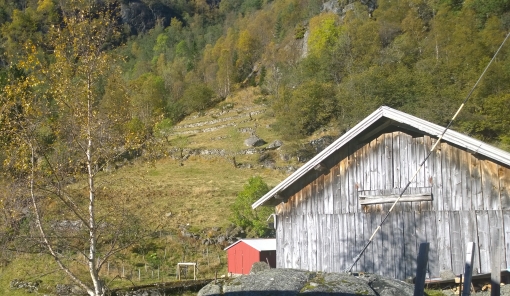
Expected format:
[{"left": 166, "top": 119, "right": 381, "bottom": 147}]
[{"left": 0, "top": 0, "right": 509, "bottom": 295}]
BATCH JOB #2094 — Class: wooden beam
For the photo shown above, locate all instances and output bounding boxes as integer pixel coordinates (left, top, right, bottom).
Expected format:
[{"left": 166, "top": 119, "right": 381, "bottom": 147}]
[{"left": 359, "top": 194, "right": 432, "bottom": 205}]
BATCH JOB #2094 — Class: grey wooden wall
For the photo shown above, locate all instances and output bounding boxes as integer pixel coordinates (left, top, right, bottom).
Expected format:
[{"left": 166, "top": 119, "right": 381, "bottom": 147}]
[{"left": 275, "top": 131, "right": 510, "bottom": 280}]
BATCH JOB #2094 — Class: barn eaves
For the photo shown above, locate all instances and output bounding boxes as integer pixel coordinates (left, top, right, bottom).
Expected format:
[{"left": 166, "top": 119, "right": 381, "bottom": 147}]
[{"left": 252, "top": 106, "right": 510, "bottom": 209}]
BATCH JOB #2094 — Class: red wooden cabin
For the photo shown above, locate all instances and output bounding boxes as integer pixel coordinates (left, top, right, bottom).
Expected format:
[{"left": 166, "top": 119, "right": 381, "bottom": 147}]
[{"left": 224, "top": 238, "right": 276, "bottom": 275}]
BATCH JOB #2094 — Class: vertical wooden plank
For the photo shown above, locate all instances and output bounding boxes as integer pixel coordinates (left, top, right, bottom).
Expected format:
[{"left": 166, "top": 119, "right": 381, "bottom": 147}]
[
  {"left": 477, "top": 211, "right": 491, "bottom": 274},
  {"left": 369, "top": 211, "right": 380, "bottom": 275},
  {"left": 364, "top": 212, "right": 375, "bottom": 274},
  {"left": 316, "top": 214, "right": 323, "bottom": 272},
  {"left": 384, "top": 133, "right": 393, "bottom": 190},
  {"left": 381, "top": 210, "right": 391, "bottom": 277},
  {"left": 481, "top": 160, "right": 501, "bottom": 211},
  {"left": 348, "top": 213, "right": 357, "bottom": 272},
  {"left": 355, "top": 211, "right": 365, "bottom": 272},
  {"left": 276, "top": 214, "right": 284, "bottom": 268},
  {"left": 333, "top": 163, "right": 342, "bottom": 215},
  {"left": 283, "top": 215, "right": 292, "bottom": 269},
  {"left": 390, "top": 210, "right": 403, "bottom": 279},
  {"left": 325, "top": 214, "right": 332, "bottom": 272},
  {"left": 312, "top": 214, "right": 319, "bottom": 271},
  {"left": 404, "top": 211, "right": 417, "bottom": 279},
  {"left": 393, "top": 132, "right": 401, "bottom": 190},
  {"left": 325, "top": 170, "right": 334, "bottom": 215},
  {"left": 470, "top": 155, "right": 483, "bottom": 210},
  {"left": 338, "top": 214, "right": 346, "bottom": 271},
  {"left": 409, "top": 135, "right": 418, "bottom": 190},
  {"left": 292, "top": 214, "right": 300, "bottom": 269},
  {"left": 416, "top": 136, "right": 426, "bottom": 188},
  {"left": 490, "top": 227, "right": 501, "bottom": 296},
  {"left": 364, "top": 141, "right": 371, "bottom": 192},
  {"left": 376, "top": 135, "right": 384, "bottom": 192},
  {"left": 415, "top": 211, "right": 426, "bottom": 255},
  {"left": 503, "top": 212, "right": 510, "bottom": 273},
  {"left": 438, "top": 210, "right": 453, "bottom": 275},
  {"left": 460, "top": 211, "right": 480, "bottom": 277},
  {"left": 422, "top": 136, "right": 433, "bottom": 212},
  {"left": 489, "top": 210, "right": 504, "bottom": 270},
  {"left": 450, "top": 147, "right": 462, "bottom": 211},
  {"left": 304, "top": 184, "right": 311, "bottom": 215},
  {"left": 307, "top": 213, "right": 316, "bottom": 271},
  {"left": 339, "top": 158, "right": 348, "bottom": 214},
  {"left": 499, "top": 166, "right": 510, "bottom": 211},
  {"left": 401, "top": 133, "right": 410, "bottom": 189},
  {"left": 300, "top": 214, "right": 308, "bottom": 270},
  {"left": 330, "top": 214, "right": 338, "bottom": 272},
  {"left": 316, "top": 175, "right": 324, "bottom": 215},
  {"left": 450, "top": 211, "right": 463, "bottom": 275},
  {"left": 433, "top": 140, "right": 444, "bottom": 212},
  {"left": 348, "top": 148, "right": 357, "bottom": 213},
  {"left": 402, "top": 133, "right": 412, "bottom": 212},
  {"left": 442, "top": 143, "right": 452, "bottom": 212},
  {"left": 356, "top": 144, "right": 365, "bottom": 207},
  {"left": 369, "top": 137, "right": 378, "bottom": 191},
  {"left": 460, "top": 150, "right": 471, "bottom": 211},
  {"left": 425, "top": 211, "right": 439, "bottom": 278}
]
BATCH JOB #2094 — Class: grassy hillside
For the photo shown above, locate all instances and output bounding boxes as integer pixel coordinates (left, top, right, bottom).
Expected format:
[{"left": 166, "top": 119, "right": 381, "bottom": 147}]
[{"left": 0, "top": 87, "right": 307, "bottom": 295}]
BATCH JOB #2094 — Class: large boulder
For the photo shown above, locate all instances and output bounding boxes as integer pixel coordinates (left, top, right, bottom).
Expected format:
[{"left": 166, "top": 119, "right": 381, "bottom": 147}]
[
  {"left": 244, "top": 135, "right": 267, "bottom": 147},
  {"left": 197, "top": 269, "right": 414, "bottom": 296}
]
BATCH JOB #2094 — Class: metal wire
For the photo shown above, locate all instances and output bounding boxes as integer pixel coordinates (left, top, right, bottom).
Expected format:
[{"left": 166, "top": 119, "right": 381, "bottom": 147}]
[{"left": 346, "top": 31, "right": 510, "bottom": 273}]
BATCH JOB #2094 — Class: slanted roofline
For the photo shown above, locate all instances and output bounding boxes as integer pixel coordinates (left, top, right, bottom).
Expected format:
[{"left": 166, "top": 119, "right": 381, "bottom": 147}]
[
  {"left": 224, "top": 238, "right": 276, "bottom": 251},
  {"left": 252, "top": 106, "right": 510, "bottom": 209}
]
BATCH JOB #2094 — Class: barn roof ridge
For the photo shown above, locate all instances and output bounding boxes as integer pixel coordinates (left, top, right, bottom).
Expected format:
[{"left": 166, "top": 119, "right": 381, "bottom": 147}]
[
  {"left": 224, "top": 238, "right": 277, "bottom": 251},
  {"left": 252, "top": 105, "right": 510, "bottom": 209}
]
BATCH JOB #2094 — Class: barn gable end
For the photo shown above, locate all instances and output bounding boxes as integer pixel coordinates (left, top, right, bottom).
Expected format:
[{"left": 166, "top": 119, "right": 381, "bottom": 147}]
[{"left": 253, "top": 106, "right": 510, "bottom": 280}]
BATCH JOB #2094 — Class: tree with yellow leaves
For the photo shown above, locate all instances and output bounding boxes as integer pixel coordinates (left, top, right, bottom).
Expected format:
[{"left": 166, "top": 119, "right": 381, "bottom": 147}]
[{"left": 0, "top": 1, "right": 143, "bottom": 295}]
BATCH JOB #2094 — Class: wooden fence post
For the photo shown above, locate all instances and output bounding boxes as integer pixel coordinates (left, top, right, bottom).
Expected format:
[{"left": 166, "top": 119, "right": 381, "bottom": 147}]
[
  {"left": 414, "top": 243, "right": 430, "bottom": 296},
  {"left": 461, "top": 242, "right": 475, "bottom": 296},
  {"left": 491, "top": 228, "right": 501, "bottom": 296}
]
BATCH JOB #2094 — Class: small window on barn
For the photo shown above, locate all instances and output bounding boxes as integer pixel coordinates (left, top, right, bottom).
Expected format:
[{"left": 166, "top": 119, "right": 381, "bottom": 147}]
[{"left": 358, "top": 187, "right": 432, "bottom": 205}]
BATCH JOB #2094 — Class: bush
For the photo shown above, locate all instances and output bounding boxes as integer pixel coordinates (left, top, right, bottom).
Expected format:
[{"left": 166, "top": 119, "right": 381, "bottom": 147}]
[{"left": 230, "top": 176, "right": 274, "bottom": 237}]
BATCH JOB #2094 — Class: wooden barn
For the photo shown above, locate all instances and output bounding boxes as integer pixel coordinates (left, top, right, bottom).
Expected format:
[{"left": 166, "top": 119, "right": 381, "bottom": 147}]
[
  {"left": 252, "top": 106, "right": 510, "bottom": 280},
  {"left": 224, "top": 238, "right": 276, "bottom": 275}
]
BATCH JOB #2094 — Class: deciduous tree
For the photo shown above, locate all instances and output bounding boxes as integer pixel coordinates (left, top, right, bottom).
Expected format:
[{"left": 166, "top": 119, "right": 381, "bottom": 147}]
[{"left": 0, "top": 1, "right": 144, "bottom": 295}]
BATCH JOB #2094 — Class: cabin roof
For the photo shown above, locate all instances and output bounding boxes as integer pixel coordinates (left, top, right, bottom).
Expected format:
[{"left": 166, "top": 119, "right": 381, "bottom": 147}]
[
  {"left": 252, "top": 106, "right": 510, "bottom": 209},
  {"left": 224, "top": 238, "right": 276, "bottom": 251}
]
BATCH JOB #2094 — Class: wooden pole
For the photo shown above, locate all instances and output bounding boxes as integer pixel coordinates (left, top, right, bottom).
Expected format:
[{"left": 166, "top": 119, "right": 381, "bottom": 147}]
[
  {"left": 491, "top": 228, "right": 501, "bottom": 296},
  {"left": 461, "top": 242, "right": 475, "bottom": 296},
  {"left": 414, "top": 243, "right": 429, "bottom": 296}
]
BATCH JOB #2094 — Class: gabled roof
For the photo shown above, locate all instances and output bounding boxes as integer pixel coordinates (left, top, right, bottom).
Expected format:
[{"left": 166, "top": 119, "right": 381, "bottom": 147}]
[
  {"left": 252, "top": 106, "right": 510, "bottom": 209},
  {"left": 224, "top": 238, "right": 276, "bottom": 251}
]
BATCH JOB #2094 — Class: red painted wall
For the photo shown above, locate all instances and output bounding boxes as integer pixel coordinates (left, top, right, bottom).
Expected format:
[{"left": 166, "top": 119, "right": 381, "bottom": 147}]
[{"left": 227, "top": 241, "right": 271, "bottom": 274}]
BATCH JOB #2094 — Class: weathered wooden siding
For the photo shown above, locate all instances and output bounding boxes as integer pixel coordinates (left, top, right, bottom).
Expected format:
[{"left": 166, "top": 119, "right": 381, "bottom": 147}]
[{"left": 276, "top": 131, "right": 510, "bottom": 279}]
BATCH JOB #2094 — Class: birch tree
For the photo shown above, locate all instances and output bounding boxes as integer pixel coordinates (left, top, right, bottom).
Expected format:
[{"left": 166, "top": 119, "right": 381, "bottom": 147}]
[{"left": 0, "top": 1, "right": 142, "bottom": 295}]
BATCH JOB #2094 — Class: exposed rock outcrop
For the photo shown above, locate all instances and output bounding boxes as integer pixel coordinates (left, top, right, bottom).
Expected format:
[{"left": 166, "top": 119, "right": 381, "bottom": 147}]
[
  {"left": 198, "top": 269, "right": 414, "bottom": 296},
  {"left": 244, "top": 135, "right": 267, "bottom": 147}
]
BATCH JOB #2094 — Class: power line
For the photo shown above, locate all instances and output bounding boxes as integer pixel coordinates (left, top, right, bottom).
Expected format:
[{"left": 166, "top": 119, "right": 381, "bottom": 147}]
[{"left": 346, "top": 31, "right": 510, "bottom": 273}]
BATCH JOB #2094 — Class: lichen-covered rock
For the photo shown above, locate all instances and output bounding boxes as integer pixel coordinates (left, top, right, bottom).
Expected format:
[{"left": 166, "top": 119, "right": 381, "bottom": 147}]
[
  {"left": 267, "top": 140, "right": 283, "bottom": 150},
  {"left": 300, "top": 273, "right": 377, "bottom": 295},
  {"left": 359, "top": 273, "right": 414, "bottom": 296},
  {"left": 244, "top": 135, "right": 266, "bottom": 147},
  {"left": 250, "top": 261, "right": 270, "bottom": 274},
  {"left": 197, "top": 269, "right": 414, "bottom": 296}
]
